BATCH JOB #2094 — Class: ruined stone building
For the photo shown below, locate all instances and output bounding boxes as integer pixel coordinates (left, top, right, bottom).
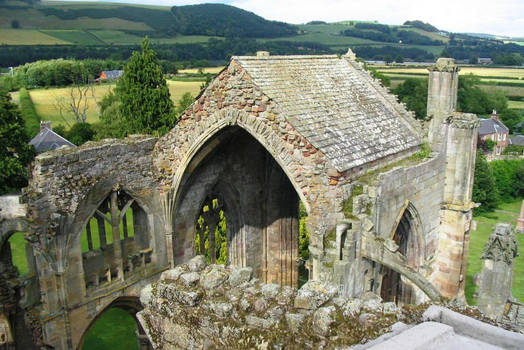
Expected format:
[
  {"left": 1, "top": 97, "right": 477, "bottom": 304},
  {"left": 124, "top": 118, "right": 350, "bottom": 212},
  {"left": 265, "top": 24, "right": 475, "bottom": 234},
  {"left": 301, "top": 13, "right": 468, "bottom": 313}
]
[{"left": 0, "top": 51, "right": 479, "bottom": 349}]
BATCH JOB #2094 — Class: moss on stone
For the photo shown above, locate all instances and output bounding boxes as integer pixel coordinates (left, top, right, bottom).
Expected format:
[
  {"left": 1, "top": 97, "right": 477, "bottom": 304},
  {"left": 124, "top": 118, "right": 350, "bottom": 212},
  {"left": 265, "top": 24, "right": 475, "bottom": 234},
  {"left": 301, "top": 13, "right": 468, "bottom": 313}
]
[{"left": 342, "top": 184, "right": 363, "bottom": 219}]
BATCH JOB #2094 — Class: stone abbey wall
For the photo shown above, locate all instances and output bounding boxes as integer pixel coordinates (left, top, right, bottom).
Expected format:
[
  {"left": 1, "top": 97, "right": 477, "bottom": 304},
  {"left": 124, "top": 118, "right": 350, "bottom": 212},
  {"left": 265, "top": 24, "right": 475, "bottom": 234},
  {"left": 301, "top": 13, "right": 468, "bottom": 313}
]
[{"left": 0, "top": 55, "right": 480, "bottom": 349}]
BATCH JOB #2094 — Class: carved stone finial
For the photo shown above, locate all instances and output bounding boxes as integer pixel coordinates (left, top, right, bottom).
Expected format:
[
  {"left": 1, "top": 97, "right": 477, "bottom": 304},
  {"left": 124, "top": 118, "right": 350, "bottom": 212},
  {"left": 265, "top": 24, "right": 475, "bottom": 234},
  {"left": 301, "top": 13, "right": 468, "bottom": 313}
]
[
  {"left": 428, "top": 57, "right": 460, "bottom": 73},
  {"left": 345, "top": 48, "right": 357, "bottom": 61},
  {"left": 481, "top": 223, "right": 518, "bottom": 265},
  {"left": 447, "top": 112, "right": 480, "bottom": 129}
]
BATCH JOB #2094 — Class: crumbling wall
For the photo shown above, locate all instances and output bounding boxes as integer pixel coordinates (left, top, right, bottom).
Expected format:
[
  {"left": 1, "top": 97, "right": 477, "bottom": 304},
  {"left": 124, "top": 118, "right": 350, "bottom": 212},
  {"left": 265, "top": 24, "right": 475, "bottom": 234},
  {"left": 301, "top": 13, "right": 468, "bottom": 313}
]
[
  {"left": 22, "top": 136, "right": 167, "bottom": 349},
  {"left": 138, "top": 256, "right": 419, "bottom": 349}
]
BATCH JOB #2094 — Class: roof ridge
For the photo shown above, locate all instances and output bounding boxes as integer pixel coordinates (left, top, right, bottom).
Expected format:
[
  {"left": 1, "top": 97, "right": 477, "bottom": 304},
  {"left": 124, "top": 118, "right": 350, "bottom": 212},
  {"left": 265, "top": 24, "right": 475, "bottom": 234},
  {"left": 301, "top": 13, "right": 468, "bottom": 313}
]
[{"left": 233, "top": 54, "right": 339, "bottom": 60}]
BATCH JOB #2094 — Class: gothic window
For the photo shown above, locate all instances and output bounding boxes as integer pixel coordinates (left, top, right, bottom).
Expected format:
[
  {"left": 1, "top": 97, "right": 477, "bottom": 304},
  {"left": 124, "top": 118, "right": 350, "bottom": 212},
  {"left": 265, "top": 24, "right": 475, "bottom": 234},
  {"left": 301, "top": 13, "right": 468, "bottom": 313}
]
[
  {"left": 195, "top": 197, "right": 227, "bottom": 264},
  {"left": 81, "top": 190, "right": 152, "bottom": 290}
]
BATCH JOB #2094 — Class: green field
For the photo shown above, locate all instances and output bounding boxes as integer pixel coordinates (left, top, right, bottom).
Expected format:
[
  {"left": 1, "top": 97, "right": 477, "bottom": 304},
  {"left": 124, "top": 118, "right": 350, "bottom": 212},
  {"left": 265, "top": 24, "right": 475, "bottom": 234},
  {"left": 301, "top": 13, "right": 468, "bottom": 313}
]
[
  {"left": 509, "top": 100, "right": 524, "bottom": 109},
  {"left": 0, "top": 28, "right": 70, "bottom": 45},
  {"left": 41, "top": 29, "right": 105, "bottom": 45},
  {"left": 465, "top": 198, "right": 524, "bottom": 304},
  {"left": 22, "top": 80, "right": 203, "bottom": 128}
]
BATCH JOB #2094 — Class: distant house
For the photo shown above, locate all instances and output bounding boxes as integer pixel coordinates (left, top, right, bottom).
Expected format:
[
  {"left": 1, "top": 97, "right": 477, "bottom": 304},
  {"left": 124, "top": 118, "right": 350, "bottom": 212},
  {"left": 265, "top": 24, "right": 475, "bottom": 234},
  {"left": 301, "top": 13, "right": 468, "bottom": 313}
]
[
  {"left": 29, "top": 121, "right": 75, "bottom": 154},
  {"left": 510, "top": 135, "right": 524, "bottom": 155},
  {"left": 478, "top": 110, "right": 510, "bottom": 156},
  {"left": 478, "top": 58, "right": 493, "bottom": 65},
  {"left": 511, "top": 135, "right": 524, "bottom": 146},
  {"left": 96, "top": 70, "right": 123, "bottom": 82}
]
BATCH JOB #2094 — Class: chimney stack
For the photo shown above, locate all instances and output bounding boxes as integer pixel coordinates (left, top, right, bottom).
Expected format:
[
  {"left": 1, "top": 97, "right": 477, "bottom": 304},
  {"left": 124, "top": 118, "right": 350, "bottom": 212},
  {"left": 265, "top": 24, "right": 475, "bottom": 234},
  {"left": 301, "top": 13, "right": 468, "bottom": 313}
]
[
  {"left": 40, "top": 121, "right": 52, "bottom": 131},
  {"left": 491, "top": 110, "right": 499, "bottom": 120}
]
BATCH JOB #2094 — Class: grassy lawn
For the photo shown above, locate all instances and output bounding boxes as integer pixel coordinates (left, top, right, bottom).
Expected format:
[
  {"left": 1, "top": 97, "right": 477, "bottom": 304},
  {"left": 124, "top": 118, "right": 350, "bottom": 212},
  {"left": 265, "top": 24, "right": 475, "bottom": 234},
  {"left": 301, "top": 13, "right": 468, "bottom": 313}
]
[
  {"left": 27, "top": 80, "right": 203, "bottom": 129},
  {"left": 466, "top": 197, "right": 524, "bottom": 305},
  {"left": 8, "top": 232, "right": 28, "bottom": 276},
  {"left": 83, "top": 308, "right": 138, "bottom": 350}
]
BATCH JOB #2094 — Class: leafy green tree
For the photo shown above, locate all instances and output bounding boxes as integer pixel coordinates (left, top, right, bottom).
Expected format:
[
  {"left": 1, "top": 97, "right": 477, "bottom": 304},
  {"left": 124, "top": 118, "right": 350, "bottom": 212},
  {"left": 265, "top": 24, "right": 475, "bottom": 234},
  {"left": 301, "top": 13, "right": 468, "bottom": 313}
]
[
  {"left": 95, "top": 90, "right": 126, "bottom": 140},
  {"left": 0, "top": 90, "right": 35, "bottom": 195},
  {"left": 67, "top": 123, "right": 94, "bottom": 146},
  {"left": 115, "top": 38, "right": 175, "bottom": 136},
  {"left": 392, "top": 78, "right": 428, "bottom": 119},
  {"left": 175, "top": 92, "right": 194, "bottom": 117},
  {"left": 457, "top": 74, "right": 508, "bottom": 115},
  {"left": 472, "top": 151, "right": 498, "bottom": 213}
]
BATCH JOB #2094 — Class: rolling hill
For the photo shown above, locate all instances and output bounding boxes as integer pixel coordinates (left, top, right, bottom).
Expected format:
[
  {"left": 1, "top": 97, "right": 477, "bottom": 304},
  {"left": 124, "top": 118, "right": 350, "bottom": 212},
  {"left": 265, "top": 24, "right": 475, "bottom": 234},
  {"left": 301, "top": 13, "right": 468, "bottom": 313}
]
[{"left": 0, "top": 1, "right": 522, "bottom": 67}]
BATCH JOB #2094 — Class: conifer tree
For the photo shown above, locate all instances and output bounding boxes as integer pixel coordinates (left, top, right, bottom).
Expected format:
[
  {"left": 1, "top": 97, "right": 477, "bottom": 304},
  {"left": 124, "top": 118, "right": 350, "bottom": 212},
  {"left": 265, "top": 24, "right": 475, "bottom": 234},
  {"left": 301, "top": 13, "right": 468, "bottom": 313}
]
[
  {"left": 0, "top": 90, "right": 35, "bottom": 194},
  {"left": 472, "top": 151, "right": 498, "bottom": 213},
  {"left": 116, "top": 37, "right": 175, "bottom": 135}
]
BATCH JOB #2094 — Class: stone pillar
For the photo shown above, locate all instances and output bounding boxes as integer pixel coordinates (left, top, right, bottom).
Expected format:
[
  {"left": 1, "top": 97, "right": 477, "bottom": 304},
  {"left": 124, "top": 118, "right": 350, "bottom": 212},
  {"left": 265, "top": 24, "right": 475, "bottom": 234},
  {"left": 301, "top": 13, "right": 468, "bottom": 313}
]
[
  {"left": 517, "top": 200, "right": 524, "bottom": 234},
  {"left": 427, "top": 58, "right": 460, "bottom": 151},
  {"left": 477, "top": 223, "right": 518, "bottom": 320},
  {"left": 432, "top": 113, "right": 479, "bottom": 300}
]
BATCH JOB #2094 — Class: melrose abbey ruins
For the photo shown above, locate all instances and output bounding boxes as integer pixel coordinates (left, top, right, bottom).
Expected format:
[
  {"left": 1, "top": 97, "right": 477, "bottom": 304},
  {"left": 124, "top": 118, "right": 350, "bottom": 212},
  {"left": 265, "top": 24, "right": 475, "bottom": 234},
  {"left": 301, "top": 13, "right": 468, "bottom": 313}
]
[{"left": 3, "top": 50, "right": 510, "bottom": 349}]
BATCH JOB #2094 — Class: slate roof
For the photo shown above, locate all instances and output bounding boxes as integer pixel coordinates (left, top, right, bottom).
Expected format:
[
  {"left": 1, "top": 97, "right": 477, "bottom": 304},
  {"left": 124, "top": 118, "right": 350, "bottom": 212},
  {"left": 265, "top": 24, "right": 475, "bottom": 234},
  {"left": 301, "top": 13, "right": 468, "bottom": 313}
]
[
  {"left": 233, "top": 54, "right": 422, "bottom": 172},
  {"left": 478, "top": 118, "right": 509, "bottom": 136},
  {"left": 511, "top": 135, "right": 524, "bottom": 146},
  {"left": 29, "top": 127, "right": 75, "bottom": 153}
]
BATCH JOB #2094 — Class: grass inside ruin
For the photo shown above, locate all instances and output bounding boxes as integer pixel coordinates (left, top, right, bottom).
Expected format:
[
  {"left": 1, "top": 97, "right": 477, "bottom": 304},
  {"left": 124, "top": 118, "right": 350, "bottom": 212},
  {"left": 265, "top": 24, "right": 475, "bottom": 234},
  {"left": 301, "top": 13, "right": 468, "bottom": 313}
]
[
  {"left": 83, "top": 307, "right": 138, "bottom": 350},
  {"left": 466, "top": 197, "right": 524, "bottom": 304}
]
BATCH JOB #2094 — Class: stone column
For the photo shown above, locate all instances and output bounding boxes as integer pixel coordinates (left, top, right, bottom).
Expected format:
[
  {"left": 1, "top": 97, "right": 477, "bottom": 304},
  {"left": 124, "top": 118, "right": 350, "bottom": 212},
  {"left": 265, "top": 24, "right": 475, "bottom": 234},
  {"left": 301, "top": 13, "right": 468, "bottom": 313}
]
[
  {"left": 432, "top": 113, "right": 479, "bottom": 300},
  {"left": 427, "top": 58, "right": 460, "bottom": 151},
  {"left": 516, "top": 200, "right": 524, "bottom": 234},
  {"left": 110, "top": 191, "right": 124, "bottom": 280},
  {"left": 477, "top": 223, "right": 518, "bottom": 320}
]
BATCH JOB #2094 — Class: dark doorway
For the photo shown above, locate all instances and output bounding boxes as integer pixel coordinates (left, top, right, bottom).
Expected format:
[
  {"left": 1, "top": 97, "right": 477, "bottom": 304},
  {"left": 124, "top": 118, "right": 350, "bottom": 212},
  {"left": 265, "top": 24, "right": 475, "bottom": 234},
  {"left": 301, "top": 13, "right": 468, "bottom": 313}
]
[{"left": 173, "top": 127, "right": 301, "bottom": 286}]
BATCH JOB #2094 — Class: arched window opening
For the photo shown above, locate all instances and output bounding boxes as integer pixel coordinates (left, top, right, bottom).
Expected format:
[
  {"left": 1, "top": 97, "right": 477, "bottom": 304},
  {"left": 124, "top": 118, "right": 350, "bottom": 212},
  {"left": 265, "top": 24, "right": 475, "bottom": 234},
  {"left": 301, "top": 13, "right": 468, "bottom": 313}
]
[
  {"left": 298, "top": 201, "right": 309, "bottom": 287},
  {"left": 195, "top": 197, "right": 227, "bottom": 264},
  {"left": 6, "top": 232, "right": 29, "bottom": 277},
  {"left": 83, "top": 307, "right": 139, "bottom": 350},
  {"left": 81, "top": 190, "right": 152, "bottom": 291},
  {"left": 380, "top": 205, "right": 422, "bottom": 304}
]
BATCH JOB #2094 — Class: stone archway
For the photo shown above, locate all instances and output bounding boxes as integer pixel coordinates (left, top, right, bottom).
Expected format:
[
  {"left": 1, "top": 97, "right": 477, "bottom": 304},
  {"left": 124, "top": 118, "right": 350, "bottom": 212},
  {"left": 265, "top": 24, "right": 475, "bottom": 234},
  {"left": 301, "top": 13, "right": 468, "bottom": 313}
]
[
  {"left": 0, "top": 228, "right": 37, "bottom": 350},
  {"left": 380, "top": 202, "right": 426, "bottom": 304},
  {"left": 172, "top": 126, "right": 301, "bottom": 287},
  {"left": 77, "top": 296, "right": 150, "bottom": 350}
]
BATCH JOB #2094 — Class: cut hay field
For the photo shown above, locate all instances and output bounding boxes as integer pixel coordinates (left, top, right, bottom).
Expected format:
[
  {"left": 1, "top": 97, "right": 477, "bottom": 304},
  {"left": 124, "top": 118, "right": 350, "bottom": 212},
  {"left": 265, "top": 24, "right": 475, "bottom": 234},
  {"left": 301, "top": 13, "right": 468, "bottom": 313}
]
[
  {"left": 509, "top": 100, "right": 524, "bottom": 109},
  {"left": 179, "top": 67, "right": 224, "bottom": 74},
  {"left": 26, "top": 80, "right": 203, "bottom": 127},
  {"left": 377, "top": 66, "right": 524, "bottom": 79},
  {"left": 0, "top": 29, "right": 70, "bottom": 45},
  {"left": 376, "top": 66, "right": 524, "bottom": 108}
]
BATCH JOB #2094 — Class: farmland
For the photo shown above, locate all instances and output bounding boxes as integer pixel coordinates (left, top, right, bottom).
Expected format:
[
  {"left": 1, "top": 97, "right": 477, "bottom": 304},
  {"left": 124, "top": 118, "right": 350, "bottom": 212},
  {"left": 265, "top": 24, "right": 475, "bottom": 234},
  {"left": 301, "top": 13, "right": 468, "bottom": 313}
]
[
  {"left": 375, "top": 65, "right": 524, "bottom": 108},
  {"left": 11, "top": 80, "right": 204, "bottom": 128},
  {"left": 0, "top": 29, "right": 70, "bottom": 45}
]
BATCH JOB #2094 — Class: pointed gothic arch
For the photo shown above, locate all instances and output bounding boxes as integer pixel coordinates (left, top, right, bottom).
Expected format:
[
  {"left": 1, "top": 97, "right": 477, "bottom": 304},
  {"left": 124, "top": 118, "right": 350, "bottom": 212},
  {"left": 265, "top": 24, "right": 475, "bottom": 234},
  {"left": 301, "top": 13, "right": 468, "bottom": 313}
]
[
  {"left": 171, "top": 125, "right": 301, "bottom": 286},
  {"left": 381, "top": 200, "right": 426, "bottom": 304}
]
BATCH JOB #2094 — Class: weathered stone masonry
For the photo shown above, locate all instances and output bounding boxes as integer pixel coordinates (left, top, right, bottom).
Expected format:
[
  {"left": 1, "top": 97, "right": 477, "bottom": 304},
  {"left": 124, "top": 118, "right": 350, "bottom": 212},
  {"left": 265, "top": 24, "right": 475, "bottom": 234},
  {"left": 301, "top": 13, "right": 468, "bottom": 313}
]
[{"left": 0, "top": 53, "right": 480, "bottom": 349}]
